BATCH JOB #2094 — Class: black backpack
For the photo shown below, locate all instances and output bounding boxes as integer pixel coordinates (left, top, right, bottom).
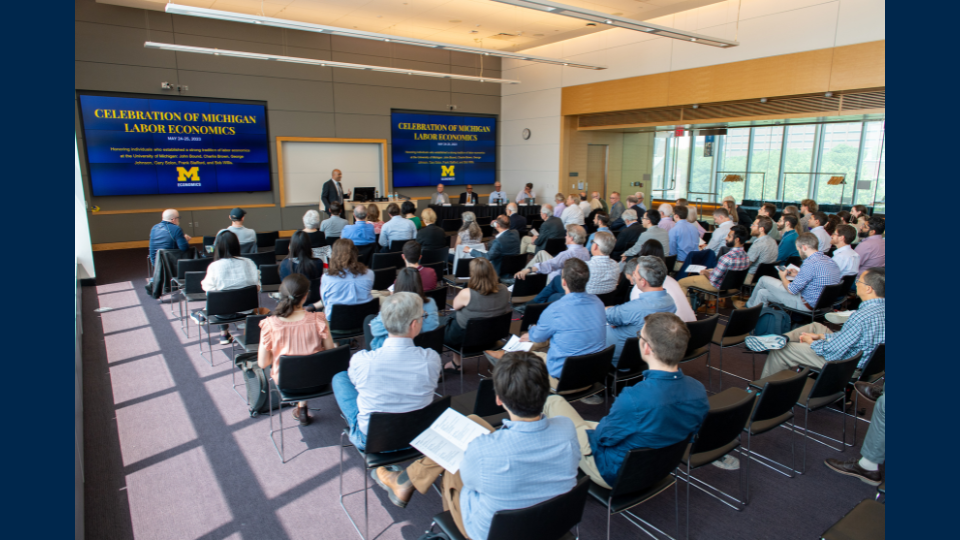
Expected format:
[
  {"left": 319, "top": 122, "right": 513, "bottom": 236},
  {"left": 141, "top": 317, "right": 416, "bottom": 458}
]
[{"left": 234, "top": 352, "right": 284, "bottom": 417}]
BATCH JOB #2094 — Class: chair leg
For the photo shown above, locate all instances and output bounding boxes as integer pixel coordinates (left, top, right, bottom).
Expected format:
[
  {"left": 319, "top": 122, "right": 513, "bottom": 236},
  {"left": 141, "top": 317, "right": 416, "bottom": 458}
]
[
  {"left": 267, "top": 382, "right": 285, "bottom": 463},
  {"left": 686, "top": 462, "right": 691, "bottom": 540},
  {"left": 338, "top": 431, "right": 369, "bottom": 540}
]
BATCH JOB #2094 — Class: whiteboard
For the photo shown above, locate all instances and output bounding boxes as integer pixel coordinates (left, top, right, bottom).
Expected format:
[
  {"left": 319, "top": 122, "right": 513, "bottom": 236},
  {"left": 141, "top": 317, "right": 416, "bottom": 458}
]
[{"left": 280, "top": 140, "right": 384, "bottom": 207}]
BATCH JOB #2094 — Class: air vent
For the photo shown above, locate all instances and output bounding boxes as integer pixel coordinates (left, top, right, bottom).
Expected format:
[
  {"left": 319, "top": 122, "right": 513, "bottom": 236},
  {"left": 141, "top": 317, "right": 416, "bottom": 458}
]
[
  {"left": 684, "top": 95, "right": 841, "bottom": 120},
  {"left": 840, "top": 91, "right": 885, "bottom": 111},
  {"left": 579, "top": 107, "right": 682, "bottom": 128}
]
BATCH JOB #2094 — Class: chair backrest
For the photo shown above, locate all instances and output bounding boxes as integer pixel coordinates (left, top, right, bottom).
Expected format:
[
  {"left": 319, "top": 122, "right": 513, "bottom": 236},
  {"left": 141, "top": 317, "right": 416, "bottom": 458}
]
[
  {"left": 753, "top": 262, "right": 780, "bottom": 282},
  {"left": 389, "top": 239, "right": 408, "bottom": 253},
  {"left": 664, "top": 254, "right": 678, "bottom": 272},
  {"left": 787, "top": 255, "right": 803, "bottom": 268},
  {"left": 413, "top": 325, "right": 445, "bottom": 356},
  {"left": 307, "top": 276, "right": 322, "bottom": 305},
  {"left": 308, "top": 230, "right": 327, "bottom": 248},
  {"left": 277, "top": 344, "right": 352, "bottom": 394},
  {"left": 520, "top": 302, "right": 551, "bottom": 333},
  {"left": 717, "top": 268, "right": 749, "bottom": 291},
  {"left": 176, "top": 257, "right": 213, "bottom": 279},
  {"left": 752, "top": 368, "right": 810, "bottom": 423},
  {"left": 329, "top": 299, "right": 381, "bottom": 332},
  {"left": 486, "top": 477, "right": 592, "bottom": 540},
  {"left": 185, "top": 271, "right": 205, "bottom": 294},
  {"left": 454, "top": 258, "right": 473, "bottom": 278},
  {"left": 462, "top": 312, "right": 514, "bottom": 350},
  {"left": 202, "top": 235, "right": 217, "bottom": 248},
  {"left": 512, "top": 273, "right": 548, "bottom": 299},
  {"left": 808, "top": 353, "right": 861, "bottom": 403},
  {"left": 616, "top": 338, "right": 648, "bottom": 376},
  {"left": 685, "top": 314, "right": 720, "bottom": 357},
  {"left": 422, "top": 262, "right": 446, "bottom": 281},
  {"left": 596, "top": 290, "right": 622, "bottom": 307},
  {"left": 356, "top": 243, "right": 377, "bottom": 266},
  {"left": 372, "top": 252, "right": 405, "bottom": 270},
  {"left": 442, "top": 218, "right": 462, "bottom": 233},
  {"left": 260, "top": 264, "right": 281, "bottom": 287},
  {"left": 205, "top": 285, "right": 260, "bottom": 317},
  {"left": 609, "top": 438, "right": 690, "bottom": 499},
  {"left": 499, "top": 253, "right": 528, "bottom": 276},
  {"left": 372, "top": 267, "right": 397, "bottom": 291},
  {"left": 256, "top": 231, "right": 279, "bottom": 249},
  {"left": 242, "top": 313, "right": 268, "bottom": 346},
  {"left": 813, "top": 283, "right": 847, "bottom": 310},
  {"left": 722, "top": 304, "right": 764, "bottom": 339},
  {"left": 480, "top": 224, "right": 493, "bottom": 238},
  {"left": 839, "top": 274, "right": 857, "bottom": 294},
  {"left": 690, "top": 389, "right": 756, "bottom": 459},
  {"left": 274, "top": 238, "right": 290, "bottom": 257},
  {"left": 857, "top": 343, "right": 885, "bottom": 383},
  {"left": 476, "top": 216, "right": 493, "bottom": 226},
  {"left": 555, "top": 345, "right": 615, "bottom": 394},
  {"left": 246, "top": 251, "right": 276, "bottom": 268},
  {"left": 425, "top": 286, "right": 448, "bottom": 311},
  {"left": 365, "top": 396, "right": 452, "bottom": 454},
  {"left": 421, "top": 248, "right": 448, "bottom": 266},
  {"left": 471, "top": 379, "right": 507, "bottom": 418},
  {"left": 544, "top": 238, "right": 565, "bottom": 257}
]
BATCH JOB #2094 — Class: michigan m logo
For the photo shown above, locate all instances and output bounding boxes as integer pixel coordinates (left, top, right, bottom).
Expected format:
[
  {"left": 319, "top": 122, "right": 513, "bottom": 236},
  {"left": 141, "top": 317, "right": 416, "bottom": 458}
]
[
  {"left": 177, "top": 167, "right": 200, "bottom": 182},
  {"left": 441, "top": 165, "right": 455, "bottom": 177}
]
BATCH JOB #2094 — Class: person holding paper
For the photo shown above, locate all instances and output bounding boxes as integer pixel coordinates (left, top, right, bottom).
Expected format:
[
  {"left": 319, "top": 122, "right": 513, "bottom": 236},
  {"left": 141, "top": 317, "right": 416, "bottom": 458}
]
[
  {"left": 543, "top": 312, "right": 709, "bottom": 489},
  {"left": 605, "top": 256, "right": 676, "bottom": 367},
  {"left": 520, "top": 205, "right": 564, "bottom": 255},
  {"left": 678, "top": 225, "right": 750, "bottom": 310},
  {"left": 737, "top": 231, "right": 841, "bottom": 312},
  {"left": 372, "top": 352, "right": 580, "bottom": 540},
  {"left": 516, "top": 182, "right": 536, "bottom": 203},
  {"left": 463, "top": 215, "right": 520, "bottom": 277},
  {"left": 459, "top": 185, "right": 479, "bottom": 205}
]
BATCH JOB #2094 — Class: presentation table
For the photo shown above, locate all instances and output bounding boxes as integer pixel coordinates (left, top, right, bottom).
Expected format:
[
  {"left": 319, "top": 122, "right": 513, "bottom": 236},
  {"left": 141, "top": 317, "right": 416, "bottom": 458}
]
[{"left": 429, "top": 204, "right": 541, "bottom": 222}]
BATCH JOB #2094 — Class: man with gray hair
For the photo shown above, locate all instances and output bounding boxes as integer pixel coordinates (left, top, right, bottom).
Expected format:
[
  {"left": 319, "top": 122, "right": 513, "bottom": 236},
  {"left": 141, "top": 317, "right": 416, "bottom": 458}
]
[
  {"left": 658, "top": 203, "right": 676, "bottom": 233},
  {"left": 605, "top": 256, "right": 677, "bottom": 366},
  {"left": 341, "top": 204, "right": 375, "bottom": 246},
  {"left": 515, "top": 224, "right": 590, "bottom": 282},
  {"left": 521, "top": 204, "right": 565, "bottom": 254},
  {"left": 610, "top": 209, "right": 645, "bottom": 261},
  {"left": 527, "top": 230, "right": 619, "bottom": 305},
  {"left": 635, "top": 191, "right": 647, "bottom": 212},
  {"left": 506, "top": 202, "right": 527, "bottom": 231},
  {"left": 332, "top": 292, "right": 442, "bottom": 451}
]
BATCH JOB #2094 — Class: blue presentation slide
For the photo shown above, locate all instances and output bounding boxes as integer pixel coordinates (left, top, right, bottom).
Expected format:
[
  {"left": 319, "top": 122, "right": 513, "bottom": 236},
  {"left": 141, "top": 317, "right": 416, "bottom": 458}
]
[
  {"left": 78, "top": 94, "right": 270, "bottom": 197},
  {"left": 391, "top": 112, "right": 497, "bottom": 188}
]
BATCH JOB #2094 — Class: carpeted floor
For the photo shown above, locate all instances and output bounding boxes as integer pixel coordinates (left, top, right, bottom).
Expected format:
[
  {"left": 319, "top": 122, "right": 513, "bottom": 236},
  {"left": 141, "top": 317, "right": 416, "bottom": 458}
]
[{"left": 83, "top": 248, "right": 879, "bottom": 540}]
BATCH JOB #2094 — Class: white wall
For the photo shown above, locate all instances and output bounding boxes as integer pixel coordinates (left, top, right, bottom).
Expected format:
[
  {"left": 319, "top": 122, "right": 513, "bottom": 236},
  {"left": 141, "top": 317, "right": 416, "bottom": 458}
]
[
  {"left": 498, "top": 0, "right": 886, "bottom": 195},
  {"left": 75, "top": 135, "right": 95, "bottom": 279}
]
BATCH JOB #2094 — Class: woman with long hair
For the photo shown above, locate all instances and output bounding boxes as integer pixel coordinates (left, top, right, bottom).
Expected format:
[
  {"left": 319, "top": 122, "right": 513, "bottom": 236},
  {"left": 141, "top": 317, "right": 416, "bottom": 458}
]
[
  {"left": 449, "top": 210, "right": 484, "bottom": 270},
  {"left": 629, "top": 239, "right": 696, "bottom": 322},
  {"left": 319, "top": 238, "right": 374, "bottom": 319},
  {"left": 365, "top": 267, "right": 440, "bottom": 350},
  {"left": 367, "top": 204, "right": 384, "bottom": 234},
  {"left": 723, "top": 200, "right": 739, "bottom": 224},
  {"left": 280, "top": 231, "right": 322, "bottom": 281},
  {"left": 199, "top": 230, "right": 260, "bottom": 344},
  {"left": 443, "top": 257, "right": 511, "bottom": 370},
  {"left": 257, "top": 274, "right": 335, "bottom": 426}
]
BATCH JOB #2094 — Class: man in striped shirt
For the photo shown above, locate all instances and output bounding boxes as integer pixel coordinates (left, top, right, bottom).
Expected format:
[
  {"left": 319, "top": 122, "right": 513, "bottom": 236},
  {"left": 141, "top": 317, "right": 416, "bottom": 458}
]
[
  {"left": 760, "top": 268, "right": 884, "bottom": 378},
  {"left": 741, "top": 232, "right": 841, "bottom": 312},
  {"left": 678, "top": 225, "right": 750, "bottom": 306}
]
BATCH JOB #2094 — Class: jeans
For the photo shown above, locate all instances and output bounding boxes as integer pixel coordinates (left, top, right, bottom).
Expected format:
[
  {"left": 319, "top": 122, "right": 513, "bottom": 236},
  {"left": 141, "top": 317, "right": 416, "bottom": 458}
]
[
  {"left": 746, "top": 276, "right": 809, "bottom": 311},
  {"left": 332, "top": 372, "right": 367, "bottom": 451},
  {"left": 861, "top": 390, "right": 885, "bottom": 464},
  {"left": 531, "top": 275, "right": 566, "bottom": 304}
]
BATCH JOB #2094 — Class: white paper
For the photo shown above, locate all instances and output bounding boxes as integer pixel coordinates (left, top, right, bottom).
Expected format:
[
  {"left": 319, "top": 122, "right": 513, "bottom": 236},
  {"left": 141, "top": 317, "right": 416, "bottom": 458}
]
[
  {"left": 502, "top": 334, "right": 533, "bottom": 352},
  {"left": 507, "top": 284, "right": 514, "bottom": 292},
  {"left": 464, "top": 202, "right": 475, "bottom": 206},
  {"left": 411, "top": 408, "right": 489, "bottom": 473},
  {"left": 784, "top": 264, "right": 800, "bottom": 281},
  {"left": 685, "top": 264, "right": 707, "bottom": 274},
  {"left": 388, "top": 284, "right": 395, "bottom": 293},
  {"left": 443, "top": 203, "right": 452, "bottom": 207}
]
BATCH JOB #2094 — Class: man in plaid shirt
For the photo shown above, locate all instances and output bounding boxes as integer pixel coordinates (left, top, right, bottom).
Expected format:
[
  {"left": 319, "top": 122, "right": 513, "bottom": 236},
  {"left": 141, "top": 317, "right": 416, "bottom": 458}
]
[
  {"left": 760, "top": 268, "right": 884, "bottom": 377},
  {"left": 741, "top": 232, "right": 841, "bottom": 312},
  {"left": 678, "top": 224, "right": 751, "bottom": 305}
]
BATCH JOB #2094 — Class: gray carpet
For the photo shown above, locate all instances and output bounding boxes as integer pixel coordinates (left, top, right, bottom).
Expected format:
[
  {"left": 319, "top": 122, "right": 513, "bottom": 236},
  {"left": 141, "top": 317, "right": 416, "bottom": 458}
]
[{"left": 83, "top": 248, "right": 879, "bottom": 540}]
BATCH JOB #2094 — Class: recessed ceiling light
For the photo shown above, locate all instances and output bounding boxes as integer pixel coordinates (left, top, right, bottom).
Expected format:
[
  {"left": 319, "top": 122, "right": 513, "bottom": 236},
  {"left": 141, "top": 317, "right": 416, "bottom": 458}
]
[
  {"left": 760, "top": 98, "right": 768, "bottom": 103},
  {"left": 691, "top": 38, "right": 697, "bottom": 42},
  {"left": 384, "top": 38, "right": 390, "bottom": 41},
  {"left": 605, "top": 20, "right": 612, "bottom": 24}
]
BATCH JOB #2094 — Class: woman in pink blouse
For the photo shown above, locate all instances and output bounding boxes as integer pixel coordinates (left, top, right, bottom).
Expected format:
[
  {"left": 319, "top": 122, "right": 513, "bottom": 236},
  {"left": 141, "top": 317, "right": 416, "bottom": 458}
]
[{"left": 257, "top": 274, "right": 335, "bottom": 426}]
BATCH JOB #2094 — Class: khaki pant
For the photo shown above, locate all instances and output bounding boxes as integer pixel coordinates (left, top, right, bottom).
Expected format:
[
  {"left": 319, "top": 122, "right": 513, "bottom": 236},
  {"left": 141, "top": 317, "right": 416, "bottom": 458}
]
[
  {"left": 674, "top": 260, "right": 685, "bottom": 272},
  {"left": 677, "top": 274, "right": 716, "bottom": 305},
  {"left": 520, "top": 235, "right": 537, "bottom": 254},
  {"left": 371, "top": 289, "right": 391, "bottom": 304},
  {"left": 744, "top": 273, "right": 755, "bottom": 286},
  {"left": 760, "top": 322, "right": 834, "bottom": 378},
  {"left": 524, "top": 249, "right": 554, "bottom": 269},
  {"left": 407, "top": 415, "right": 495, "bottom": 539},
  {"left": 542, "top": 396, "right": 612, "bottom": 489}
]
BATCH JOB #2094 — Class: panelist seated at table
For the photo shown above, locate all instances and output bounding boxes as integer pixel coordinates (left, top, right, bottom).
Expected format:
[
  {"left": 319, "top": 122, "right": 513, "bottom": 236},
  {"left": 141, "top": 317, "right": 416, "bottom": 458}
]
[
  {"left": 431, "top": 183, "right": 450, "bottom": 205},
  {"left": 488, "top": 182, "right": 508, "bottom": 205},
  {"left": 459, "top": 185, "right": 479, "bottom": 205}
]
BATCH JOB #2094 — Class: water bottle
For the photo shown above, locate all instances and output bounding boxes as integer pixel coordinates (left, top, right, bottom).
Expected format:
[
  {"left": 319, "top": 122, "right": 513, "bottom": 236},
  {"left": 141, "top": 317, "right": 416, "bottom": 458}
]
[
  {"left": 375, "top": 188, "right": 379, "bottom": 199},
  {"left": 394, "top": 191, "right": 398, "bottom": 200}
]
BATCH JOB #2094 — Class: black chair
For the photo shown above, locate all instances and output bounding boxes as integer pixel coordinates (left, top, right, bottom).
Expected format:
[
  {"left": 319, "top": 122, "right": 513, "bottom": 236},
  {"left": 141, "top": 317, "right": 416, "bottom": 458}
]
[
  {"left": 777, "top": 282, "right": 848, "bottom": 326},
  {"left": 308, "top": 230, "right": 327, "bottom": 248},
  {"left": 786, "top": 255, "right": 802, "bottom": 268},
  {"left": 196, "top": 285, "right": 261, "bottom": 366},
  {"left": 587, "top": 438, "right": 691, "bottom": 540},
  {"left": 202, "top": 235, "right": 217, "bottom": 256},
  {"left": 428, "top": 476, "right": 592, "bottom": 540},
  {"left": 260, "top": 264, "right": 282, "bottom": 295},
  {"left": 233, "top": 313, "right": 267, "bottom": 355},
  {"left": 498, "top": 253, "right": 529, "bottom": 282},
  {"left": 329, "top": 299, "right": 381, "bottom": 344},
  {"left": 519, "top": 302, "right": 551, "bottom": 333},
  {"left": 596, "top": 290, "right": 622, "bottom": 307},
  {"left": 356, "top": 243, "right": 377, "bottom": 266},
  {"left": 372, "top": 267, "right": 397, "bottom": 291},
  {"left": 441, "top": 218, "right": 462, "bottom": 233},
  {"left": 664, "top": 254, "right": 678, "bottom": 274},
  {"left": 443, "top": 312, "right": 513, "bottom": 393},
  {"left": 476, "top": 216, "right": 492, "bottom": 226},
  {"left": 371, "top": 252, "right": 404, "bottom": 271},
  {"left": 480, "top": 224, "right": 493, "bottom": 239},
  {"left": 413, "top": 324, "right": 447, "bottom": 395},
  {"left": 681, "top": 314, "right": 720, "bottom": 368},
  {"left": 554, "top": 345, "right": 615, "bottom": 404},
  {"left": 708, "top": 305, "right": 763, "bottom": 392},
  {"left": 741, "top": 368, "right": 810, "bottom": 481},
  {"left": 274, "top": 238, "right": 290, "bottom": 259},
  {"left": 425, "top": 286, "right": 449, "bottom": 313},
  {"left": 848, "top": 344, "right": 884, "bottom": 445},
  {"left": 607, "top": 338, "right": 647, "bottom": 398},
  {"left": 339, "top": 397, "right": 452, "bottom": 540},
  {"left": 179, "top": 271, "right": 208, "bottom": 337},
  {"left": 307, "top": 276, "right": 322, "bottom": 305},
  {"left": 421, "top": 248, "right": 448, "bottom": 266},
  {"left": 246, "top": 250, "right": 277, "bottom": 268},
  {"left": 544, "top": 238, "right": 565, "bottom": 257},
  {"left": 744, "top": 263, "right": 779, "bottom": 294},
  {"left": 268, "top": 345, "right": 352, "bottom": 462},
  {"left": 451, "top": 378, "right": 509, "bottom": 428},
  {"left": 820, "top": 498, "right": 885, "bottom": 540},
  {"left": 389, "top": 239, "right": 409, "bottom": 253},
  {"left": 170, "top": 257, "right": 213, "bottom": 322},
  {"left": 256, "top": 231, "right": 280, "bottom": 251},
  {"left": 512, "top": 273, "right": 548, "bottom": 305},
  {"left": 422, "top": 261, "right": 446, "bottom": 285},
  {"left": 444, "top": 256, "right": 472, "bottom": 285},
  {"left": 687, "top": 269, "right": 749, "bottom": 315}
]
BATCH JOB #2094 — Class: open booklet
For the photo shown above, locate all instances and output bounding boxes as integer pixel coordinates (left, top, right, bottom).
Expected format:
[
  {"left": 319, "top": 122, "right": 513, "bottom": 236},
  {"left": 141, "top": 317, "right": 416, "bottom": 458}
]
[
  {"left": 685, "top": 264, "right": 707, "bottom": 274},
  {"left": 411, "top": 408, "right": 491, "bottom": 473},
  {"left": 502, "top": 334, "right": 533, "bottom": 352},
  {"left": 782, "top": 264, "right": 800, "bottom": 281}
]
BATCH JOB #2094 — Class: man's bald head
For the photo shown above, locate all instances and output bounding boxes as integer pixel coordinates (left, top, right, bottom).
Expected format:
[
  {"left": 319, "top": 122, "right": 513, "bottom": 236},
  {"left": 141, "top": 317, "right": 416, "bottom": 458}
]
[
  {"left": 332, "top": 169, "right": 342, "bottom": 181},
  {"left": 162, "top": 209, "right": 179, "bottom": 221}
]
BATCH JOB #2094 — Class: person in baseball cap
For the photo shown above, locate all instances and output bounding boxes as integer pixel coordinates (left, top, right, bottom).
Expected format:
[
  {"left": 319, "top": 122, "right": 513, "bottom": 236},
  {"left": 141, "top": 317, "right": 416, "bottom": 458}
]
[{"left": 219, "top": 208, "right": 258, "bottom": 253}]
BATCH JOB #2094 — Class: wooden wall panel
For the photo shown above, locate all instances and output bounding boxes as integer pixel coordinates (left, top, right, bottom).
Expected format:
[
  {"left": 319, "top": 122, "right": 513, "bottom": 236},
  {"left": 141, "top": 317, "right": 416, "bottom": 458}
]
[
  {"left": 561, "top": 73, "right": 670, "bottom": 116},
  {"left": 829, "top": 41, "right": 886, "bottom": 91}
]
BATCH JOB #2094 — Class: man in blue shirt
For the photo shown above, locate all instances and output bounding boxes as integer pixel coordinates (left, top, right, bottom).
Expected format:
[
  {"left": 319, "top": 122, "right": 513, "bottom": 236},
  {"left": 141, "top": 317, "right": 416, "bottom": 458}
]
[
  {"left": 606, "top": 256, "right": 676, "bottom": 366},
  {"left": 340, "top": 205, "right": 375, "bottom": 246},
  {"left": 776, "top": 214, "right": 800, "bottom": 263},
  {"left": 743, "top": 232, "right": 841, "bottom": 312},
  {"left": 587, "top": 212, "right": 611, "bottom": 251},
  {"left": 148, "top": 209, "right": 191, "bottom": 264},
  {"left": 668, "top": 205, "right": 700, "bottom": 270},
  {"left": 378, "top": 203, "right": 417, "bottom": 252},
  {"left": 373, "top": 352, "right": 580, "bottom": 540},
  {"left": 488, "top": 181, "right": 508, "bottom": 205},
  {"left": 544, "top": 312, "right": 709, "bottom": 488}
]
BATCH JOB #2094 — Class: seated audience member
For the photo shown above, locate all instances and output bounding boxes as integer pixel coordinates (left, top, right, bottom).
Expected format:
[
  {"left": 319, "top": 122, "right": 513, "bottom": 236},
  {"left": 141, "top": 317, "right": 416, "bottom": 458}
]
[
  {"left": 824, "top": 214, "right": 840, "bottom": 237},
  {"left": 849, "top": 205, "right": 868, "bottom": 245},
  {"left": 799, "top": 199, "right": 817, "bottom": 232},
  {"left": 372, "top": 352, "right": 580, "bottom": 539},
  {"left": 836, "top": 210, "right": 851, "bottom": 226},
  {"left": 491, "top": 259, "right": 606, "bottom": 398},
  {"left": 400, "top": 241, "right": 437, "bottom": 291},
  {"left": 824, "top": 383, "right": 884, "bottom": 485},
  {"left": 675, "top": 198, "right": 688, "bottom": 207},
  {"left": 198, "top": 230, "right": 260, "bottom": 345},
  {"left": 679, "top": 225, "right": 750, "bottom": 305},
  {"left": 608, "top": 192, "right": 625, "bottom": 223},
  {"left": 149, "top": 209, "right": 191, "bottom": 265},
  {"left": 367, "top": 204, "right": 384, "bottom": 234},
  {"left": 321, "top": 202, "right": 348, "bottom": 239},
  {"left": 630, "top": 240, "right": 696, "bottom": 323},
  {"left": 279, "top": 231, "right": 322, "bottom": 282},
  {"left": 745, "top": 216, "right": 778, "bottom": 285},
  {"left": 516, "top": 225, "right": 590, "bottom": 282},
  {"left": 705, "top": 207, "right": 734, "bottom": 255},
  {"left": 855, "top": 216, "right": 885, "bottom": 271},
  {"left": 300, "top": 209, "right": 325, "bottom": 248},
  {"left": 401, "top": 201, "right": 422, "bottom": 230},
  {"left": 757, "top": 268, "right": 884, "bottom": 378},
  {"left": 611, "top": 210, "right": 645, "bottom": 261},
  {"left": 444, "top": 258, "right": 512, "bottom": 369},
  {"left": 686, "top": 205, "right": 707, "bottom": 238},
  {"left": 219, "top": 207, "right": 257, "bottom": 253},
  {"left": 560, "top": 194, "right": 585, "bottom": 226},
  {"left": 526, "top": 231, "right": 618, "bottom": 304},
  {"left": 450, "top": 211, "right": 485, "bottom": 272},
  {"left": 807, "top": 211, "right": 831, "bottom": 252},
  {"left": 831, "top": 224, "right": 861, "bottom": 277},
  {"left": 460, "top": 185, "right": 479, "bottom": 205},
  {"left": 415, "top": 208, "right": 446, "bottom": 251},
  {"left": 379, "top": 203, "right": 417, "bottom": 253},
  {"left": 332, "top": 292, "right": 442, "bottom": 451},
  {"left": 758, "top": 202, "right": 780, "bottom": 241},
  {"left": 578, "top": 192, "right": 592, "bottom": 215},
  {"left": 552, "top": 193, "right": 566, "bottom": 218},
  {"left": 722, "top": 201, "right": 739, "bottom": 225},
  {"left": 516, "top": 182, "right": 536, "bottom": 203},
  {"left": 622, "top": 209, "right": 669, "bottom": 260},
  {"left": 506, "top": 202, "right": 527, "bottom": 231},
  {"left": 740, "top": 232, "right": 841, "bottom": 312},
  {"left": 669, "top": 206, "right": 700, "bottom": 270},
  {"left": 593, "top": 191, "right": 608, "bottom": 213},
  {"left": 367, "top": 267, "right": 440, "bottom": 350},
  {"left": 464, "top": 215, "right": 520, "bottom": 276},
  {"left": 431, "top": 183, "right": 450, "bottom": 205},
  {"left": 628, "top": 195, "right": 644, "bottom": 215},
  {"left": 776, "top": 214, "right": 800, "bottom": 263},
  {"left": 257, "top": 274, "right": 335, "bottom": 426},
  {"left": 543, "top": 312, "right": 709, "bottom": 488},
  {"left": 522, "top": 204, "right": 564, "bottom": 255},
  {"left": 606, "top": 256, "right": 676, "bottom": 366},
  {"left": 610, "top": 195, "right": 641, "bottom": 231},
  {"left": 782, "top": 204, "right": 800, "bottom": 218},
  {"left": 319, "top": 239, "right": 374, "bottom": 319},
  {"left": 658, "top": 203, "right": 676, "bottom": 232},
  {"left": 340, "top": 205, "right": 375, "bottom": 246},
  {"left": 634, "top": 192, "right": 647, "bottom": 212},
  {"left": 488, "top": 181, "right": 508, "bottom": 205},
  {"left": 587, "top": 213, "right": 611, "bottom": 252},
  {"left": 723, "top": 195, "right": 751, "bottom": 226}
]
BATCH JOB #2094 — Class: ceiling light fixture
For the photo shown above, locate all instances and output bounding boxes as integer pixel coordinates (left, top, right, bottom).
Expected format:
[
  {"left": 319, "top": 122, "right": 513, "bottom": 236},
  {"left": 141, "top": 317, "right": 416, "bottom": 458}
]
[
  {"left": 162, "top": 3, "right": 606, "bottom": 69},
  {"left": 488, "top": 0, "right": 739, "bottom": 48},
  {"left": 143, "top": 42, "right": 522, "bottom": 84}
]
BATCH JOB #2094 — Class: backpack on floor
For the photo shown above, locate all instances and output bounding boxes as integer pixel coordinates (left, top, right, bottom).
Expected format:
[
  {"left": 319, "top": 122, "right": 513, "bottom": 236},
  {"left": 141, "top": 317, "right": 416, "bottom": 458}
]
[
  {"left": 234, "top": 352, "right": 283, "bottom": 417},
  {"left": 752, "top": 305, "right": 792, "bottom": 336}
]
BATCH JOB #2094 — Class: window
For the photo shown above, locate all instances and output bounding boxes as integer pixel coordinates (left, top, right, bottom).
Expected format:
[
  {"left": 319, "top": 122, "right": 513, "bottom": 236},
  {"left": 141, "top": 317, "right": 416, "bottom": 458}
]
[
  {"left": 688, "top": 135, "right": 715, "bottom": 202},
  {"left": 717, "top": 128, "right": 749, "bottom": 202},
  {"left": 652, "top": 136, "right": 668, "bottom": 195},
  {"left": 781, "top": 125, "right": 818, "bottom": 203},
  {"left": 816, "top": 123, "right": 863, "bottom": 205},
  {"left": 746, "top": 126, "right": 783, "bottom": 202},
  {"left": 855, "top": 121, "right": 885, "bottom": 210}
]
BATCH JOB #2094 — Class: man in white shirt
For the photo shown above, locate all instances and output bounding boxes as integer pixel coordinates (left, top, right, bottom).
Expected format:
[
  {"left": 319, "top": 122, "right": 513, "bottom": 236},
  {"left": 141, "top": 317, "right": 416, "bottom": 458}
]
[
  {"left": 560, "top": 194, "right": 585, "bottom": 226},
  {"left": 431, "top": 183, "right": 450, "bottom": 205},
  {"left": 578, "top": 192, "right": 592, "bottom": 215},
  {"left": 516, "top": 182, "right": 536, "bottom": 203},
  {"left": 808, "top": 211, "right": 832, "bottom": 252},
  {"left": 705, "top": 207, "right": 733, "bottom": 255},
  {"left": 219, "top": 207, "right": 258, "bottom": 254},
  {"left": 831, "top": 224, "right": 861, "bottom": 277},
  {"left": 488, "top": 182, "right": 508, "bottom": 205}
]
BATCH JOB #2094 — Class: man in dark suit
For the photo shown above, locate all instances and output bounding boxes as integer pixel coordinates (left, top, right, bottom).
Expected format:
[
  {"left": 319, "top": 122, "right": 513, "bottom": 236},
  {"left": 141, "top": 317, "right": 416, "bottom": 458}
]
[
  {"left": 521, "top": 204, "right": 565, "bottom": 254},
  {"left": 609, "top": 195, "right": 642, "bottom": 231},
  {"left": 321, "top": 169, "right": 349, "bottom": 218},
  {"left": 506, "top": 203, "right": 527, "bottom": 232},
  {"left": 459, "top": 185, "right": 479, "bottom": 205},
  {"left": 464, "top": 215, "right": 520, "bottom": 276},
  {"left": 610, "top": 209, "right": 645, "bottom": 261}
]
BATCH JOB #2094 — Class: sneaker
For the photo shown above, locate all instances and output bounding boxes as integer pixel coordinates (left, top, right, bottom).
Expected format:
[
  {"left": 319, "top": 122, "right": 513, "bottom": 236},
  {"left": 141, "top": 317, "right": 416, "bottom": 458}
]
[
  {"left": 190, "top": 311, "right": 207, "bottom": 324},
  {"left": 732, "top": 299, "right": 747, "bottom": 309},
  {"left": 711, "top": 454, "right": 740, "bottom": 470},
  {"left": 745, "top": 335, "right": 787, "bottom": 352},
  {"left": 292, "top": 404, "right": 311, "bottom": 426},
  {"left": 825, "top": 311, "right": 855, "bottom": 324},
  {"left": 219, "top": 334, "right": 234, "bottom": 345},
  {"left": 580, "top": 395, "right": 604, "bottom": 405}
]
